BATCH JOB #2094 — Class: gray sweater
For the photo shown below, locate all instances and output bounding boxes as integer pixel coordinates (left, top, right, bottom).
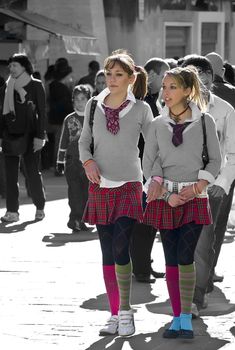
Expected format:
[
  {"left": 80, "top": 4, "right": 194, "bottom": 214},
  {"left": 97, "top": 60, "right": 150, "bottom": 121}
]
[
  {"left": 143, "top": 103, "right": 222, "bottom": 184},
  {"left": 79, "top": 98, "right": 153, "bottom": 182}
]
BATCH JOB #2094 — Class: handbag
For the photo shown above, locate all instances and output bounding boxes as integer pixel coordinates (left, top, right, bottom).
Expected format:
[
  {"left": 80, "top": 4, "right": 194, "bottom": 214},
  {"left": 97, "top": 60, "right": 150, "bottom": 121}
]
[
  {"left": 201, "top": 113, "right": 209, "bottom": 169},
  {"left": 2, "top": 131, "right": 28, "bottom": 156},
  {"left": 89, "top": 98, "right": 98, "bottom": 154}
]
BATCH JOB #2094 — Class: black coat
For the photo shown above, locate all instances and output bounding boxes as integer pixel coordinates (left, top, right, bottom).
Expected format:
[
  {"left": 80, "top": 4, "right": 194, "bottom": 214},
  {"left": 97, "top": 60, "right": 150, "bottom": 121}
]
[{"left": 0, "top": 78, "right": 46, "bottom": 139}]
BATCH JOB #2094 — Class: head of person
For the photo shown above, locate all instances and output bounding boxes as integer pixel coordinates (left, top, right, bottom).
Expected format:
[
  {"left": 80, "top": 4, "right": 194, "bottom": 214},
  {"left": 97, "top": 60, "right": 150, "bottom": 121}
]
[
  {"left": 53, "top": 57, "right": 73, "bottom": 85},
  {"left": 144, "top": 58, "right": 170, "bottom": 94},
  {"left": 181, "top": 54, "right": 213, "bottom": 91},
  {"left": 88, "top": 60, "right": 100, "bottom": 75},
  {"left": 162, "top": 66, "right": 206, "bottom": 112},
  {"left": 165, "top": 58, "right": 178, "bottom": 69},
  {"left": 44, "top": 64, "right": 55, "bottom": 83},
  {"left": 72, "top": 84, "right": 91, "bottom": 112},
  {"left": 8, "top": 53, "right": 33, "bottom": 79},
  {"left": 94, "top": 69, "right": 106, "bottom": 94},
  {"left": 223, "top": 61, "right": 235, "bottom": 86},
  {"left": 104, "top": 49, "right": 148, "bottom": 100},
  {"left": 205, "top": 52, "right": 224, "bottom": 78}
]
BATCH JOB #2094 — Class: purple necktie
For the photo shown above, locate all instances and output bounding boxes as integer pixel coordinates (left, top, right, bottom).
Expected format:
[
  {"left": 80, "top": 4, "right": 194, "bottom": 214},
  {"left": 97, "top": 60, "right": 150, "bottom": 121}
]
[
  {"left": 169, "top": 122, "right": 191, "bottom": 147},
  {"left": 102, "top": 100, "right": 130, "bottom": 135}
]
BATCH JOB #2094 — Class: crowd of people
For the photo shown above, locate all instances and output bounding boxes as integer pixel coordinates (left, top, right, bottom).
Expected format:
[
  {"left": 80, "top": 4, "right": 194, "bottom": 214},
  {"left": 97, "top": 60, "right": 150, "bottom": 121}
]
[{"left": 0, "top": 49, "right": 235, "bottom": 341}]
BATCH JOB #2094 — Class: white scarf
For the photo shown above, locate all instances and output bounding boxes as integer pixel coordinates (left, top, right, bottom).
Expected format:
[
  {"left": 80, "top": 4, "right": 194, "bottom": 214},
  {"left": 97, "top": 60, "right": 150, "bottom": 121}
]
[{"left": 3, "top": 72, "right": 31, "bottom": 115}]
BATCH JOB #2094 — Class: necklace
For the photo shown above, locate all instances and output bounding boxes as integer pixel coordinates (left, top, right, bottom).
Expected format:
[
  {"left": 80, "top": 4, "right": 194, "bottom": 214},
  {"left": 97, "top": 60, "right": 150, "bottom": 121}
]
[{"left": 170, "top": 105, "right": 189, "bottom": 123}]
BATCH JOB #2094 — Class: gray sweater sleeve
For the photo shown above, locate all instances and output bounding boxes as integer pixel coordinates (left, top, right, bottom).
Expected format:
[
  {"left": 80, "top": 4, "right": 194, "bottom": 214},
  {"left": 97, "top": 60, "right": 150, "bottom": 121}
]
[
  {"left": 143, "top": 118, "right": 163, "bottom": 179},
  {"left": 79, "top": 99, "right": 93, "bottom": 163}
]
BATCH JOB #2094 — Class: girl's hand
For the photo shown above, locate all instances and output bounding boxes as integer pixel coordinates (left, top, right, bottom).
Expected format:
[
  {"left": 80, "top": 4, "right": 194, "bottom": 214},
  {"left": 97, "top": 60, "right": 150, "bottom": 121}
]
[
  {"left": 84, "top": 160, "right": 101, "bottom": 184},
  {"left": 168, "top": 193, "right": 186, "bottom": 207},
  {"left": 179, "top": 185, "right": 195, "bottom": 202},
  {"left": 146, "top": 180, "right": 162, "bottom": 203}
]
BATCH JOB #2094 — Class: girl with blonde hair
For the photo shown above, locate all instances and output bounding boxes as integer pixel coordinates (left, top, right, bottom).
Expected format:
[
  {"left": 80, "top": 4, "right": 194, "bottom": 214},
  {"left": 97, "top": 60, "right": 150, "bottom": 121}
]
[{"left": 143, "top": 66, "right": 221, "bottom": 339}]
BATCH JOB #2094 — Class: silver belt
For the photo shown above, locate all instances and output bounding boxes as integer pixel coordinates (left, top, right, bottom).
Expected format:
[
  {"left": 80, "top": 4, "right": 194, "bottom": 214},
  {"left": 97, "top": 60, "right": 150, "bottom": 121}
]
[{"left": 163, "top": 179, "right": 208, "bottom": 198}]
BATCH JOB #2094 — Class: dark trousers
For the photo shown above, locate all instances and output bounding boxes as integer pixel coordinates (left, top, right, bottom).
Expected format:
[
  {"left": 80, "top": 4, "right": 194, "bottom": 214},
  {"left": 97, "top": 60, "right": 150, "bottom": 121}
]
[
  {"left": 209, "top": 180, "right": 235, "bottom": 282},
  {"left": 130, "top": 222, "right": 156, "bottom": 275},
  {"left": 4, "top": 149, "right": 45, "bottom": 212},
  {"left": 130, "top": 192, "right": 156, "bottom": 276},
  {"left": 65, "top": 156, "right": 88, "bottom": 222}
]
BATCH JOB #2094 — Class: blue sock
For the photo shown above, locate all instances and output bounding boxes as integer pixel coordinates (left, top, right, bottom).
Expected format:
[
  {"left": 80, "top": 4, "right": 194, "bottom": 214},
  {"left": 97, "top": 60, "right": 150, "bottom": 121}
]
[
  {"left": 180, "top": 313, "right": 193, "bottom": 331},
  {"left": 169, "top": 316, "right": 180, "bottom": 331}
]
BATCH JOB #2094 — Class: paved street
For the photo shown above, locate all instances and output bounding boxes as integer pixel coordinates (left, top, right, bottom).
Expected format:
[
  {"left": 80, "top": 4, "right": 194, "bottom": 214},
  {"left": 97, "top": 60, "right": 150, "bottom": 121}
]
[{"left": 0, "top": 170, "right": 235, "bottom": 350}]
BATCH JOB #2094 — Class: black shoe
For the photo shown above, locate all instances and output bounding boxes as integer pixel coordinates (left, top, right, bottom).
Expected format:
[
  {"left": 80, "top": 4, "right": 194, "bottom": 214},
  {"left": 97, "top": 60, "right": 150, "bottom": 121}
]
[
  {"left": 163, "top": 329, "right": 180, "bottom": 339},
  {"left": 67, "top": 219, "right": 81, "bottom": 232},
  {"left": 151, "top": 269, "right": 165, "bottom": 278},
  {"left": 79, "top": 222, "right": 92, "bottom": 231},
  {"left": 213, "top": 273, "right": 224, "bottom": 283},
  {"left": 179, "top": 329, "right": 194, "bottom": 339},
  {"left": 134, "top": 274, "right": 156, "bottom": 283}
]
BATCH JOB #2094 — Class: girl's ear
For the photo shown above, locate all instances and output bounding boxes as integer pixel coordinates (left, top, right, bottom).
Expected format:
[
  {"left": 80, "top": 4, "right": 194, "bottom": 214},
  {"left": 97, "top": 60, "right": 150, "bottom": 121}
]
[
  {"left": 184, "top": 86, "right": 192, "bottom": 97},
  {"left": 129, "top": 74, "right": 136, "bottom": 85}
]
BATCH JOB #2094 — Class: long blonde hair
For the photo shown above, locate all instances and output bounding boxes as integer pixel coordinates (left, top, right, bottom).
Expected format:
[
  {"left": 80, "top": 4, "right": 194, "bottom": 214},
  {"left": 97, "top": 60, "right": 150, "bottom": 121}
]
[
  {"left": 104, "top": 49, "right": 148, "bottom": 100},
  {"left": 164, "top": 66, "right": 207, "bottom": 112}
]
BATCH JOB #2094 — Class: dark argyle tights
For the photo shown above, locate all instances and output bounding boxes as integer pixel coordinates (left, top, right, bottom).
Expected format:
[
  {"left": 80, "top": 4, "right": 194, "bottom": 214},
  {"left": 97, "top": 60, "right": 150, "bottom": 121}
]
[
  {"left": 97, "top": 216, "right": 136, "bottom": 265},
  {"left": 160, "top": 222, "right": 203, "bottom": 266}
]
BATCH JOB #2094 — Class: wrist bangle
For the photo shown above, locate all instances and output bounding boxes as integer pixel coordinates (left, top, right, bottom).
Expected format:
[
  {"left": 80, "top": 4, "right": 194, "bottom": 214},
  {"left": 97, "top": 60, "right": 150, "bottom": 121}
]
[
  {"left": 83, "top": 159, "right": 93, "bottom": 167},
  {"left": 152, "top": 176, "right": 163, "bottom": 185},
  {"left": 195, "top": 183, "right": 202, "bottom": 194},
  {"left": 161, "top": 190, "right": 172, "bottom": 203}
]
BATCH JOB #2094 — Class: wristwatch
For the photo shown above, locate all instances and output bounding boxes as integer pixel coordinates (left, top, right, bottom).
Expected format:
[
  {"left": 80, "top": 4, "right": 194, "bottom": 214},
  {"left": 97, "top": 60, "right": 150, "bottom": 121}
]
[{"left": 161, "top": 191, "right": 172, "bottom": 203}]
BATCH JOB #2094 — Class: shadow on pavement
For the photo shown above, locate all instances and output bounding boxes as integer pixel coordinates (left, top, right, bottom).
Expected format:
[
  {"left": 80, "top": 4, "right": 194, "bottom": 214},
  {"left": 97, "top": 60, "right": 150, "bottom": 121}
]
[
  {"left": 42, "top": 230, "right": 98, "bottom": 247},
  {"left": 81, "top": 280, "right": 157, "bottom": 311},
  {"left": 146, "top": 286, "right": 235, "bottom": 318},
  {"left": 0, "top": 220, "right": 37, "bottom": 234},
  {"left": 85, "top": 319, "right": 228, "bottom": 350}
]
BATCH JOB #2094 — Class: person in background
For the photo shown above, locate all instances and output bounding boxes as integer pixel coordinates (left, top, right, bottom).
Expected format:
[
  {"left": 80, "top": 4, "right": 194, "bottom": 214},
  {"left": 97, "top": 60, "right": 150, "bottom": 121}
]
[
  {"left": 78, "top": 60, "right": 100, "bottom": 90},
  {"left": 205, "top": 51, "right": 235, "bottom": 287},
  {"left": 143, "top": 66, "right": 221, "bottom": 339},
  {"left": 0, "top": 53, "right": 46, "bottom": 222},
  {"left": 205, "top": 52, "right": 235, "bottom": 108},
  {"left": 223, "top": 61, "right": 235, "bottom": 86},
  {"left": 0, "top": 75, "right": 6, "bottom": 199},
  {"left": 165, "top": 58, "right": 178, "bottom": 69},
  {"left": 48, "top": 58, "right": 74, "bottom": 176},
  {"left": 130, "top": 57, "right": 169, "bottom": 283},
  {"left": 56, "top": 85, "right": 91, "bottom": 232},
  {"left": 92, "top": 69, "right": 106, "bottom": 96},
  {"left": 79, "top": 49, "right": 153, "bottom": 337},
  {"left": 41, "top": 64, "right": 55, "bottom": 170},
  {"left": 181, "top": 54, "right": 235, "bottom": 316}
]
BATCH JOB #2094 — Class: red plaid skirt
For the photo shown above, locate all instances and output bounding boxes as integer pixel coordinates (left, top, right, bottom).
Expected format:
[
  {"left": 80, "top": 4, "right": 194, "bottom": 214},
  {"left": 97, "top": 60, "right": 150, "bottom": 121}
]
[
  {"left": 143, "top": 197, "right": 212, "bottom": 230},
  {"left": 82, "top": 181, "right": 143, "bottom": 225}
]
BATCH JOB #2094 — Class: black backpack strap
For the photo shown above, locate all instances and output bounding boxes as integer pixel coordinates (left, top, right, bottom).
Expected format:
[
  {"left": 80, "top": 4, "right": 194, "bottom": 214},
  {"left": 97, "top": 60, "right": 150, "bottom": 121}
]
[
  {"left": 201, "top": 113, "right": 209, "bottom": 169},
  {"left": 89, "top": 98, "right": 98, "bottom": 132},
  {"left": 201, "top": 113, "right": 207, "bottom": 147}
]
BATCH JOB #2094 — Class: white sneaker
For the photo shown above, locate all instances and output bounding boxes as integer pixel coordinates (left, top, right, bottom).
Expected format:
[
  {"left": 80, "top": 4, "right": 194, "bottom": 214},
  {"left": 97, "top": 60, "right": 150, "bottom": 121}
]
[
  {"left": 1, "top": 211, "right": 19, "bottom": 223},
  {"left": 118, "top": 310, "right": 135, "bottom": 337},
  {"left": 99, "top": 315, "right": 119, "bottom": 336}
]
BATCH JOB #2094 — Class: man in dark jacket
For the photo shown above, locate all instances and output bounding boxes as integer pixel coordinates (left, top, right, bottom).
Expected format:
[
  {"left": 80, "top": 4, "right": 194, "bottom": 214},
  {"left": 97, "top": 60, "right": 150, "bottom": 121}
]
[{"left": 130, "top": 58, "right": 169, "bottom": 283}]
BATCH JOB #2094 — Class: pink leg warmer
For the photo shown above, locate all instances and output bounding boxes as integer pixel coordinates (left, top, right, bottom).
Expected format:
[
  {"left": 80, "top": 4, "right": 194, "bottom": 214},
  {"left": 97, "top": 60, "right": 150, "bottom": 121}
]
[
  {"left": 166, "top": 265, "right": 181, "bottom": 317},
  {"left": 103, "top": 265, "right": 120, "bottom": 315}
]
